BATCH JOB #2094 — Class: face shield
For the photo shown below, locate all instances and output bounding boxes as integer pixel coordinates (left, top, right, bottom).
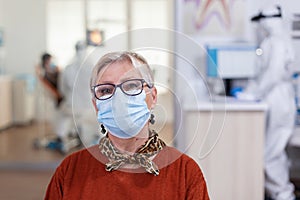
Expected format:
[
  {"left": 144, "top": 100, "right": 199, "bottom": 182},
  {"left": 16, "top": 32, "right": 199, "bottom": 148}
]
[
  {"left": 251, "top": 5, "right": 282, "bottom": 23},
  {"left": 251, "top": 5, "right": 283, "bottom": 37}
]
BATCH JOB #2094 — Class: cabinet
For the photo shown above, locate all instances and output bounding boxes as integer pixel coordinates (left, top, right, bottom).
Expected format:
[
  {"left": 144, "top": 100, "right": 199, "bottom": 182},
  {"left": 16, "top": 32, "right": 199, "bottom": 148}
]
[
  {"left": 179, "top": 102, "right": 267, "bottom": 200},
  {"left": 12, "top": 78, "right": 35, "bottom": 124},
  {"left": 0, "top": 76, "right": 12, "bottom": 129}
]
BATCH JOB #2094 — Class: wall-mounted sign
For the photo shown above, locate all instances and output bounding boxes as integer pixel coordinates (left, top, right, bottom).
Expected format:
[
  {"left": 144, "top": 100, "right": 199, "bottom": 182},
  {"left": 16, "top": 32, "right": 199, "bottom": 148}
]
[{"left": 177, "top": 0, "right": 247, "bottom": 38}]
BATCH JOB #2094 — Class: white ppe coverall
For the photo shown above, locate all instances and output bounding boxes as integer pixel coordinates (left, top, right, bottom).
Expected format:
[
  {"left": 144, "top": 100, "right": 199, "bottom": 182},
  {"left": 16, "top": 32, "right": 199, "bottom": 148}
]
[
  {"left": 57, "top": 43, "right": 98, "bottom": 147},
  {"left": 241, "top": 6, "right": 296, "bottom": 200}
]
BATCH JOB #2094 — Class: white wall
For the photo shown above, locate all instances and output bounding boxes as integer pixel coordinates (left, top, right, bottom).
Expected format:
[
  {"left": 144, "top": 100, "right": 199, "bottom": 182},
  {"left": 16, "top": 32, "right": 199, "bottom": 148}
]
[
  {"left": 47, "top": 0, "right": 85, "bottom": 67},
  {"left": 1, "top": 0, "right": 47, "bottom": 75},
  {"left": 0, "top": 0, "right": 47, "bottom": 123},
  {"left": 0, "top": 0, "right": 5, "bottom": 74},
  {"left": 0, "top": 0, "right": 3, "bottom": 25}
]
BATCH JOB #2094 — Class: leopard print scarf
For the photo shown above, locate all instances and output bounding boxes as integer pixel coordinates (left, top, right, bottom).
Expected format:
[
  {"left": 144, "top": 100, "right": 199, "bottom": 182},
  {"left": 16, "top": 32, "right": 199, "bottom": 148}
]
[{"left": 99, "top": 130, "right": 166, "bottom": 176}]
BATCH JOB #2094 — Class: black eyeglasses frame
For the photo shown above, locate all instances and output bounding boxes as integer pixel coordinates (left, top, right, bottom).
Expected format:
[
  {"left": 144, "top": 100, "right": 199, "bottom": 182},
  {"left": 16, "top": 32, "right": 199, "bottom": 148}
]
[{"left": 91, "top": 78, "right": 153, "bottom": 100}]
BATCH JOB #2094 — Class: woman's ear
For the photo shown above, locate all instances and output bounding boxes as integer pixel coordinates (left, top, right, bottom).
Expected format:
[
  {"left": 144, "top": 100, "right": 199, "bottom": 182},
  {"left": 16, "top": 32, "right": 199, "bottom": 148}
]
[{"left": 150, "top": 87, "right": 158, "bottom": 109}]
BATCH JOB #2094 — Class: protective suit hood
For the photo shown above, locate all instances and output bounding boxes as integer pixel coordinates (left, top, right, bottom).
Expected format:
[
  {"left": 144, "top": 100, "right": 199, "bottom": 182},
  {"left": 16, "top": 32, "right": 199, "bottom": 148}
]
[{"left": 251, "top": 5, "right": 284, "bottom": 36}]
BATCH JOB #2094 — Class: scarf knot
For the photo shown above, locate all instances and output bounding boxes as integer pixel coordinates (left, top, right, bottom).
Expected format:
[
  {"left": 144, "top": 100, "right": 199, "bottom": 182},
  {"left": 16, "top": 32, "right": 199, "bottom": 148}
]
[{"left": 99, "top": 130, "right": 166, "bottom": 176}]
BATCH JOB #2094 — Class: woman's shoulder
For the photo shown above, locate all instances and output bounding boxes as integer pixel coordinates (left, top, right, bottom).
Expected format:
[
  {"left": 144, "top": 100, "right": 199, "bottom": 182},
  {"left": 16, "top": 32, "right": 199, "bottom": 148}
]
[
  {"left": 160, "top": 146, "right": 197, "bottom": 161},
  {"left": 156, "top": 146, "right": 200, "bottom": 170},
  {"left": 58, "top": 145, "right": 106, "bottom": 170}
]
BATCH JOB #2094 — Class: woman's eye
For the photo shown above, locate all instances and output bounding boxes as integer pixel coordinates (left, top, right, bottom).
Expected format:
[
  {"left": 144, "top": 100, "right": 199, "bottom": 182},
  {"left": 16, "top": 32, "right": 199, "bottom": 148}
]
[
  {"left": 96, "top": 86, "right": 114, "bottom": 97},
  {"left": 100, "top": 88, "right": 113, "bottom": 94},
  {"left": 127, "top": 83, "right": 138, "bottom": 89},
  {"left": 123, "top": 81, "right": 141, "bottom": 91}
]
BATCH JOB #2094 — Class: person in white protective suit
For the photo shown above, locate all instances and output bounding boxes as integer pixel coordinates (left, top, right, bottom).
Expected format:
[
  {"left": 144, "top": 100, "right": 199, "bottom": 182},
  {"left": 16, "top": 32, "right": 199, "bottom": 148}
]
[
  {"left": 237, "top": 5, "right": 296, "bottom": 200},
  {"left": 57, "top": 41, "right": 98, "bottom": 152}
]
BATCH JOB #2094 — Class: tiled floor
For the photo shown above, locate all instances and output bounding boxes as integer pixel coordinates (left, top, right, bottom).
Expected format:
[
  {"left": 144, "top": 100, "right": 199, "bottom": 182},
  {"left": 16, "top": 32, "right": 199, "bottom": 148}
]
[
  {"left": 0, "top": 122, "right": 80, "bottom": 199},
  {"left": 0, "top": 122, "right": 66, "bottom": 200},
  {"left": 0, "top": 170, "right": 55, "bottom": 200},
  {"left": 0, "top": 122, "right": 65, "bottom": 163}
]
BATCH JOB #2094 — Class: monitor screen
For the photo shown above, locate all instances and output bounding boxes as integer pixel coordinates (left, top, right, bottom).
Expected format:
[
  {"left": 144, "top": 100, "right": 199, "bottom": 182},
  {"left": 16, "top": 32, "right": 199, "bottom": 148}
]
[{"left": 206, "top": 44, "right": 258, "bottom": 79}]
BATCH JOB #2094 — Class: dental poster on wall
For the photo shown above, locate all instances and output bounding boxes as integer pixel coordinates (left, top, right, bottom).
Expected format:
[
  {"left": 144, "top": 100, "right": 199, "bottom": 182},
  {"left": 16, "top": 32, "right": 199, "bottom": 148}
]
[{"left": 178, "top": 0, "right": 247, "bottom": 38}]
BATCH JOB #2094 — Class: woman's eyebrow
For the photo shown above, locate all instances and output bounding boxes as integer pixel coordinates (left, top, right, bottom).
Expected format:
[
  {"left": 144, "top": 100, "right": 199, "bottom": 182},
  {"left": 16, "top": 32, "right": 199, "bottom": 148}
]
[
  {"left": 119, "top": 75, "right": 140, "bottom": 82},
  {"left": 97, "top": 77, "right": 135, "bottom": 85},
  {"left": 96, "top": 80, "right": 114, "bottom": 85}
]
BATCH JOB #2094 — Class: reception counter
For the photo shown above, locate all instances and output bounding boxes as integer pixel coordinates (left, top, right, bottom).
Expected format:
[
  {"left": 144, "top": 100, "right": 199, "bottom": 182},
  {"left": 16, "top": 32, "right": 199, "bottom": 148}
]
[
  {"left": 0, "top": 76, "right": 12, "bottom": 129},
  {"left": 178, "top": 99, "right": 268, "bottom": 200},
  {"left": 0, "top": 75, "right": 36, "bottom": 129}
]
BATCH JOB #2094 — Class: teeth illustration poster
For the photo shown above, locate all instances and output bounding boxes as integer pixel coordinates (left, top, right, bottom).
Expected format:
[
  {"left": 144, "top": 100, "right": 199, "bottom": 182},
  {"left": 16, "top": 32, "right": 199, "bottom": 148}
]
[{"left": 180, "top": 0, "right": 246, "bottom": 37}]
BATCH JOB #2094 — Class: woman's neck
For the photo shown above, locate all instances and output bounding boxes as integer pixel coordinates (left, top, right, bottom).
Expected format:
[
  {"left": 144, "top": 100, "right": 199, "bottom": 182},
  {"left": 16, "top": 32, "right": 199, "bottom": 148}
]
[{"left": 108, "top": 125, "right": 149, "bottom": 154}]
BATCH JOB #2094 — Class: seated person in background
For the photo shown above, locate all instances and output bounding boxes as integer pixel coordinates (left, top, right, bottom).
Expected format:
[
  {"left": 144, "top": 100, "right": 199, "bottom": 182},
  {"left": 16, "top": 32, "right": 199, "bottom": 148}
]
[
  {"left": 44, "top": 51, "right": 210, "bottom": 200},
  {"left": 36, "top": 53, "right": 64, "bottom": 107}
]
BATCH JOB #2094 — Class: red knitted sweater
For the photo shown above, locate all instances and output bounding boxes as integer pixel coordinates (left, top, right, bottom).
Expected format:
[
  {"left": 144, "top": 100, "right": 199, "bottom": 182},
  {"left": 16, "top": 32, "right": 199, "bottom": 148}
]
[{"left": 44, "top": 145, "right": 210, "bottom": 200}]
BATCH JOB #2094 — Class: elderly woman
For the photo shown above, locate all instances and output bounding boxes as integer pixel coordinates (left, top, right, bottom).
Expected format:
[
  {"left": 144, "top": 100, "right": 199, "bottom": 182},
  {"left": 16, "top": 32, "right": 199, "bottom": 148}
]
[{"left": 44, "top": 51, "right": 209, "bottom": 200}]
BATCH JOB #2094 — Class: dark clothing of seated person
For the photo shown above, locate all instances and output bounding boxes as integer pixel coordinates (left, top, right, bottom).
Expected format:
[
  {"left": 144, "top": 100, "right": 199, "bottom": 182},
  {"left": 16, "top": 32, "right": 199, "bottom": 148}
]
[{"left": 38, "top": 53, "right": 63, "bottom": 107}]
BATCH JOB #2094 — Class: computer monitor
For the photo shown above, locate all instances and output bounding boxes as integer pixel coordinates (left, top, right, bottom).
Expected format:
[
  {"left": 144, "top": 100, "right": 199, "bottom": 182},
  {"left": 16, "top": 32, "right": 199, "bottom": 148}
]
[{"left": 206, "top": 43, "right": 258, "bottom": 79}]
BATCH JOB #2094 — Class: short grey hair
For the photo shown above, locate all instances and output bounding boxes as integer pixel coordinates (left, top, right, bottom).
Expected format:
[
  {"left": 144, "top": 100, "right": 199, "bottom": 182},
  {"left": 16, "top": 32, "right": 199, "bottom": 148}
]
[{"left": 90, "top": 51, "right": 154, "bottom": 90}]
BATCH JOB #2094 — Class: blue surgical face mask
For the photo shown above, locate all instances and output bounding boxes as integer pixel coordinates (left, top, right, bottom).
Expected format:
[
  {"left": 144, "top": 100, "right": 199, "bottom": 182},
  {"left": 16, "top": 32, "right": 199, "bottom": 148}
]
[{"left": 96, "top": 89, "right": 150, "bottom": 139}]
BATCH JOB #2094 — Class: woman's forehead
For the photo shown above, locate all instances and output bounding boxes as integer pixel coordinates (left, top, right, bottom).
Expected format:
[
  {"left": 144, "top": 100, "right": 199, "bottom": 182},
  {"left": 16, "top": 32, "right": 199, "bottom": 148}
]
[{"left": 97, "top": 60, "right": 142, "bottom": 83}]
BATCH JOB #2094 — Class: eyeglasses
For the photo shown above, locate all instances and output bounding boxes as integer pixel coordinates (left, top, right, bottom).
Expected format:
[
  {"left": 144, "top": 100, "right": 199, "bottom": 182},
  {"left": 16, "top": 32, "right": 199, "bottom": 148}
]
[{"left": 92, "top": 79, "right": 153, "bottom": 100}]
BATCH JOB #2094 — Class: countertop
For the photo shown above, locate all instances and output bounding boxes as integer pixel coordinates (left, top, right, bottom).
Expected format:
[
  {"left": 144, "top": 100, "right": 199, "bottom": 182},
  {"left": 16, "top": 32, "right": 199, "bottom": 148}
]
[{"left": 184, "top": 96, "right": 268, "bottom": 111}]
